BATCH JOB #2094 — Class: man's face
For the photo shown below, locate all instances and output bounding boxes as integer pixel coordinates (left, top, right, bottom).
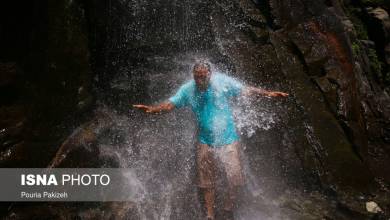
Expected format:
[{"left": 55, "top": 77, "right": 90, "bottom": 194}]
[{"left": 193, "top": 67, "right": 211, "bottom": 91}]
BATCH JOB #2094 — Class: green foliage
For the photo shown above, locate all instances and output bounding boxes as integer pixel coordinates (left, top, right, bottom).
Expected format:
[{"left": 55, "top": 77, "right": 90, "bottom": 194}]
[
  {"left": 351, "top": 42, "right": 361, "bottom": 57},
  {"left": 361, "top": 0, "right": 387, "bottom": 6},
  {"left": 385, "top": 72, "right": 390, "bottom": 85},
  {"left": 345, "top": 7, "right": 369, "bottom": 40},
  {"left": 360, "top": 0, "right": 390, "bottom": 11},
  {"left": 353, "top": 19, "right": 369, "bottom": 40},
  {"left": 367, "top": 48, "right": 384, "bottom": 81},
  {"left": 345, "top": 3, "right": 389, "bottom": 88}
]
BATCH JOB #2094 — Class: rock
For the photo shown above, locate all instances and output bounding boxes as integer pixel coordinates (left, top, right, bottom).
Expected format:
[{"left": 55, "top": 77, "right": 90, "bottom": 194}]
[
  {"left": 368, "top": 7, "right": 390, "bottom": 22},
  {"left": 314, "top": 76, "right": 338, "bottom": 113},
  {"left": 239, "top": 0, "right": 267, "bottom": 25},
  {"left": 0, "top": 141, "right": 22, "bottom": 162},
  {"left": 0, "top": 62, "right": 20, "bottom": 87},
  {"left": 360, "top": 40, "right": 376, "bottom": 49},
  {"left": 47, "top": 110, "right": 114, "bottom": 168},
  {"left": 269, "top": 0, "right": 306, "bottom": 28},
  {"left": 6, "top": 202, "right": 140, "bottom": 220},
  {"left": 366, "top": 7, "right": 390, "bottom": 44},
  {"left": 0, "top": 105, "right": 26, "bottom": 133},
  {"left": 385, "top": 43, "right": 390, "bottom": 65},
  {"left": 248, "top": 25, "right": 269, "bottom": 42},
  {"left": 365, "top": 201, "right": 382, "bottom": 213},
  {"left": 341, "top": 18, "right": 354, "bottom": 33},
  {"left": 0, "top": 120, "right": 25, "bottom": 153},
  {"left": 271, "top": 31, "right": 375, "bottom": 196},
  {"left": 288, "top": 22, "right": 330, "bottom": 76}
]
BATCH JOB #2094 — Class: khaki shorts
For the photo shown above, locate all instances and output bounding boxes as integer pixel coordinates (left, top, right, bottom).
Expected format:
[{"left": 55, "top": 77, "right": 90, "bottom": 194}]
[{"left": 196, "top": 141, "right": 245, "bottom": 188}]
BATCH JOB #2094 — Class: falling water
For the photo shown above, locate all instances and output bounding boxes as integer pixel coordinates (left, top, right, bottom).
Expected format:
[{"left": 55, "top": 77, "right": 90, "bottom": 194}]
[
  {"left": 71, "top": 0, "right": 329, "bottom": 219},
  {"left": 95, "top": 51, "right": 282, "bottom": 219}
]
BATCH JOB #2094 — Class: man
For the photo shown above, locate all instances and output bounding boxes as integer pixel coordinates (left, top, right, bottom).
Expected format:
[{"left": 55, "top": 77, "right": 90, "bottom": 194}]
[{"left": 133, "top": 61, "right": 288, "bottom": 220}]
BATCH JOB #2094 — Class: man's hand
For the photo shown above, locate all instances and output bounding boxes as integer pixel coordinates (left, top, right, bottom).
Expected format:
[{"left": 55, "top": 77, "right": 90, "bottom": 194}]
[
  {"left": 133, "top": 104, "right": 155, "bottom": 113},
  {"left": 133, "top": 102, "right": 175, "bottom": 114},
  {"left": 265, "top": 91, "right": 289, "bottom": 97},
  {"left": 244, "top": 87, "right": 289, "bottom": 98}
]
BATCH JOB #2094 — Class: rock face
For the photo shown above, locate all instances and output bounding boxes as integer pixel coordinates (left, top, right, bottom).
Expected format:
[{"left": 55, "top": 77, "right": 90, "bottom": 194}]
[
  {"left": 1, "top": 0, "right": 390, "bottom": 219},
  {"left": 267, "top": 0, "right": 390, "bottom": 213},
  {"left": 211, "top": 0, "right": 389, "bottom": 216},
  {"left": 0, "top": 0, "right": 94, "bottom": 168}
]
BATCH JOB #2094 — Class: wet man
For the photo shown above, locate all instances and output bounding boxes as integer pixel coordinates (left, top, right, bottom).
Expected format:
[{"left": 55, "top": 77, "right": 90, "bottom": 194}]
[{"left": 133, "top": 61, "right": 288, "bottom": 220}]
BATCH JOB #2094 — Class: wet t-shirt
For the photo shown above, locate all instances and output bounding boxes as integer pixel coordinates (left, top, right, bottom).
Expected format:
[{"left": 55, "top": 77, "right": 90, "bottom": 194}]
[{"left": 169, "top": 73, "right": 243, "bottom": 147}]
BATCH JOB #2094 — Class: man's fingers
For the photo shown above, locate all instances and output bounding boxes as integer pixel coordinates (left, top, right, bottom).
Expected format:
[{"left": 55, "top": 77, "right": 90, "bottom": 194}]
[
  {"left": 133, "top": 104, "right": 148, "bottom": 109},
  {"left": 268, "top": 92, "right": 289, "bottom": 97},
  {"left": 274, "top": 92, "right": 289, "bottom": 97},
  {"left": 133, "top": 104, "right": 150, "bottom": 112}
]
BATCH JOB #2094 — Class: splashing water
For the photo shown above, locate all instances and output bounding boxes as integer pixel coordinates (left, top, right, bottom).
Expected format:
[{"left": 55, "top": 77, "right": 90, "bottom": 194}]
[
  {"left": 89, "top": 51, "right": 287, "bottom": 219},
  {"left": 82, "top": 0, "right": 312, "bottom": 218},
  {"left": 233, "top": 94, "right": 277, "bottom": 138}
]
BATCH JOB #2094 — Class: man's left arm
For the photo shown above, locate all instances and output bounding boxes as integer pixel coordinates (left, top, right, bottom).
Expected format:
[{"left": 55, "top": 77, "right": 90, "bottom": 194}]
[{"left": 242, "top": 86, "right": 289, "bottom": 97}]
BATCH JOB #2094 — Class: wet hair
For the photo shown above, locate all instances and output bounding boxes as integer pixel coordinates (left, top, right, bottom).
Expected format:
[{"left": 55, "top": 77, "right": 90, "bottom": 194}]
[{"left": 193, "top": 60, "right": 211, "bottom": 73}]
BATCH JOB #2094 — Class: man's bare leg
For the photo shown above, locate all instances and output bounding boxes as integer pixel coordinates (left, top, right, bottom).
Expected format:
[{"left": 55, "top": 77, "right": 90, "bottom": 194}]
[
  {"left": 223, "top": 184, "right": 239, "bottom": 211},
  {"left": 219, "top": 142, "right": 244, "bottom": 219},
  {"left": 202, "top": 187, "right": 215, "bottom": 219}
]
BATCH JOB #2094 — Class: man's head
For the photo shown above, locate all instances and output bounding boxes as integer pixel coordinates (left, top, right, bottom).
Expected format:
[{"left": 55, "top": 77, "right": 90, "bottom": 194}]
[{"left": 193, "top": 61, "right": 212, "bottom": 91}]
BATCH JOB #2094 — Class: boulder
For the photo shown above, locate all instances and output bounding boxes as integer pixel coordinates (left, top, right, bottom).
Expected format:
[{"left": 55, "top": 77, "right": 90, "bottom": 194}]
[
  {"left": 367, "top": 7, "right": 390, "bottom": 47},
  {"left": 385, "top": 43, "right": 390, "bottom": 65},
  {"left": 0, "top": 62, "right": 20, "bottom": 87}
]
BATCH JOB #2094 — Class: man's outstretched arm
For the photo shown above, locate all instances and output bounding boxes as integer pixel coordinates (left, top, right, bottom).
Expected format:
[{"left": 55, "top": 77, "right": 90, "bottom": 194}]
[
  {"left": 133, "top": 102, "right": 175, "bottom": 114},
  {"left": 242, "top": 86, "right": 289, "bottom": 97}
]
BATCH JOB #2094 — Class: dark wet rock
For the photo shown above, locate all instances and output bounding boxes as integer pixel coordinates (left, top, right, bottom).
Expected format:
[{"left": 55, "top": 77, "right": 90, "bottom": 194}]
[
  {"left": 270, "top": 15, "right": 372, "bottom": 192},
  {"left": 208, "top": 0, "right": 390, "bottom": 218},
  {"left": 0, "top": 63, "right": 26, "bottom": 106},
  {"left": 364, "top": 7, "right": 390, "bottom": 81},
  {"left": 239, "top": 0, "right": 267, "bottom": 26},
  {"left": 268, "top": 0, "right": 330, "bottom": 29},
  {"left": 0, "top": 142, "right": 24, "bottom": 165},
  {"left": 271, "top": 30, "right": 373, "bottom": 192},
  {"left": 0, "top": 104, "right": 27, "bottom": 167},
  {"left": 367, "top": 7, "right": 390, "bottom": 39},
  {"left": 287, "top": 22, "right": 330, "bottom": 76},
  {"left": 0, "top": 62, "right": 21, "bottom": 87},
  {"left": 6, "top": 202, "right": 139, "bottom": 220},
  {"left": 385, "top": 43, "right": 390, "bottom": 65},
  {"left": 313, "top": 76, "right": 338, "bottom": 113},
  {"left": 0, "top": 0, "right": 94, "bottom": 168},
  {"left": 48, "top": 110, "right": 115, "bottom": 168},
  {"left": 341, "top": 18, "right": 355, "bottom": 34},
  {"left": 247, "top": 25, "right": 270, "bottom": 43},
  {"left": 360, "top": 39, "right": 376, "bottom": 48}
]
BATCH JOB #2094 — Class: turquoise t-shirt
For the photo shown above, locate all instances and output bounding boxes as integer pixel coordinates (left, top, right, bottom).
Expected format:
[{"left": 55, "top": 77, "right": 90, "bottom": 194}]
[{"left": 169, "top": 73, "right": 243, "bottom": 147}]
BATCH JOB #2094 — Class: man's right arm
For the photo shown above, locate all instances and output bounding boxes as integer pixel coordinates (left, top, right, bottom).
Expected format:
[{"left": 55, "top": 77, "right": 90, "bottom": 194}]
[
  {"left": 133, "top": 102, "right": 175, "bottom": 114},
  {"left": 134, "top": 82, "right": 188, "bottom": 114},
  {"left": 242, "top": 86, "right": 289, "bottom": 97}
]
